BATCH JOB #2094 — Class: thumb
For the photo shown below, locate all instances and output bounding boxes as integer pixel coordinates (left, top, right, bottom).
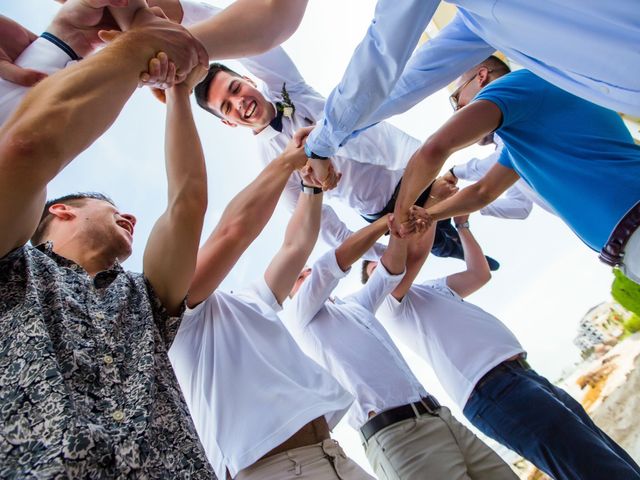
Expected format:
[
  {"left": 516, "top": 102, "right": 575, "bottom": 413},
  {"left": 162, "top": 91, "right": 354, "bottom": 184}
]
[
  {"left": 0, "top": 61, "right": 47, "bottom": 87},
  {"left": 97, "top": 29, "right": 123, "bottom": 43}
]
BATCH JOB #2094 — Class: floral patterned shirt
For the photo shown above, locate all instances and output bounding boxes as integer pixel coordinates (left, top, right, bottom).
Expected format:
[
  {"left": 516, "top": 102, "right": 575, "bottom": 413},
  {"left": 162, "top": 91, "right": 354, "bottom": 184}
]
[{"left": 0, "top": 244, "right": 215, "bottom": 479}]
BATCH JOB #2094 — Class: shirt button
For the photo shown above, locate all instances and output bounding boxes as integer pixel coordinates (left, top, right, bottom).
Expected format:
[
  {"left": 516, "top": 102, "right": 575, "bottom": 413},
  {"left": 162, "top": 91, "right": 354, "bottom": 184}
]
[
  {"left": 599, "top": 85, "right": 610, "bottom": 94},
  {"left": 95, "top": 313, "right": 105, "bottom": 320},
  {"left": 103, "top": 355, "right": 114, "bottom": 365},
  {"left": 112, "top": 410, "right": 125, "bottom": 422}
]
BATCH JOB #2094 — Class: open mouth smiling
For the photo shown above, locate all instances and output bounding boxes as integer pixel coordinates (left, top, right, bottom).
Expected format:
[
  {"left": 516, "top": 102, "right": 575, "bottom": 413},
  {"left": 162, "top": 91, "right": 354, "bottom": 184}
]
[
  {"left": 116, "top": 220, "right": 134, "bottom": 236},
  {"left": 244, "top": 100, "right": 257, "bottom": 120}
]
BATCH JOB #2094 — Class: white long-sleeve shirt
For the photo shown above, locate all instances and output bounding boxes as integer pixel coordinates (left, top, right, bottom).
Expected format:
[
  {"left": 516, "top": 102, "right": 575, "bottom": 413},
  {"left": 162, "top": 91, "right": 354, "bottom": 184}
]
[
  {"left": 308, "top": 1, "right": 640, "bottom": 156},
  {"left": 0, "top": 37, "right": 73, "bottom": 126},
  {"left": 283, "top": 250, "right": 429, "bottom": 430},
  {"left": 180, "top": 1, "right": 422, "bottom": 260},
  {"left": 453, "top": 138, "right": 555, "bottom": 219}
]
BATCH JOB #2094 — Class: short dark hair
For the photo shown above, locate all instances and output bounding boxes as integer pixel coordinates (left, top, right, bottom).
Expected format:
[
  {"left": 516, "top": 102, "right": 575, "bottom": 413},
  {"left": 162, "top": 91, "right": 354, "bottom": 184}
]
[
  {"left": 31, "top": 192, "right": 115, "bottom": 246},
  {"left": 482, "top": 55, "right": 511, "bottom": 76},
  {"left": 361, "top": 260, "right": 374, "bottom": 284},
  {"left": 194, "top": 62, "right": 242, "bottom": 118}
]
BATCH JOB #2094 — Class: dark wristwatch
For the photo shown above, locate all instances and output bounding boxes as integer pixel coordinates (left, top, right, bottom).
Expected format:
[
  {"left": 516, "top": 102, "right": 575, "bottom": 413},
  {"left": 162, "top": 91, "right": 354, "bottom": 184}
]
[
  {"left": 301, "top": 181, "right": 322, "bottom": 195},
  {"left": 304, "top": 143, "right": 329, "bottom": 160},
  {"left": 455, "top": 221, "right": 470, "bottom": 229}
]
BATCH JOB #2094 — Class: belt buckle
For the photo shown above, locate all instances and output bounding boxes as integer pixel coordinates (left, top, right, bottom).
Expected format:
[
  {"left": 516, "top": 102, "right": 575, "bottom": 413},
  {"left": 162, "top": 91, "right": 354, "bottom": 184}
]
[{"left": 417, "top": 396, "right": 440, "bottom": 415}]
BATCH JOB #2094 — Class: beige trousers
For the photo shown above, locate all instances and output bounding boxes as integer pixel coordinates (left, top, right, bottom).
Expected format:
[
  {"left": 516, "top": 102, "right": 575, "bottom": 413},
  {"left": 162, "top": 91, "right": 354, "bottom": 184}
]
[
  {"left": 362, "top": 406, "right": 517, "bottom": 480},
  {"left": 236, "top": 439, "right": 375, "bottom": 480}
]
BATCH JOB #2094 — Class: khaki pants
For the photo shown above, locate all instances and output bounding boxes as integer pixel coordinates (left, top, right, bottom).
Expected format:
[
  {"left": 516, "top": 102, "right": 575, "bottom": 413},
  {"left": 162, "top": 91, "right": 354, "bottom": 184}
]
[
  {"left": 362, "top": 406, "right": 517, "bottom": 480},
  {"left": 236, "top": 439, "right": 375, "bottom": 480}
]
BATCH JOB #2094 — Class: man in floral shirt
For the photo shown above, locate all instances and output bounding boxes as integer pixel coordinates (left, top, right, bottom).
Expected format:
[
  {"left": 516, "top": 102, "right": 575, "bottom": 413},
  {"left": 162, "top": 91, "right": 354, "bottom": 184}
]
[{"left": 0, "top": 1, "right": 213, "bottom": 478}]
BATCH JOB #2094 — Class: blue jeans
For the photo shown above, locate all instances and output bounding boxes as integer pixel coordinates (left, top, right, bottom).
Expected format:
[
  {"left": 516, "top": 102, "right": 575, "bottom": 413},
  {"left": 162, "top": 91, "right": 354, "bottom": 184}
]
[{"left": 463, "top": 361, "right": 640, "bottom": 480}]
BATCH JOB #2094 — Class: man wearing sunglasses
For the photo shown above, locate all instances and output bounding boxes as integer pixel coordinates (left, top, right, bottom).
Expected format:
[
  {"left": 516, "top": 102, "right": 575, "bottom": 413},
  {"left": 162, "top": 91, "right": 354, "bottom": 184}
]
[{"left": 390, "top": 56, "right": 640, "bottom": 291}]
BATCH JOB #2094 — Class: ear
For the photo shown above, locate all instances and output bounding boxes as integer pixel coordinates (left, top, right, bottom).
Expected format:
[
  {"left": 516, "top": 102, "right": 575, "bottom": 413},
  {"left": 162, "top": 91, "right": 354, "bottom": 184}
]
[
  {"left": 478, "top": 67, "right": 491, "bottom": 86},
  {"left": 48, "top": 203, "right": 76, "bottom": 221},
  {"left": 243, "top": 75, "right": 257, "bottom": 87},
  {"left": 222, "top": 119, "right": 238, "bottom": 128}
]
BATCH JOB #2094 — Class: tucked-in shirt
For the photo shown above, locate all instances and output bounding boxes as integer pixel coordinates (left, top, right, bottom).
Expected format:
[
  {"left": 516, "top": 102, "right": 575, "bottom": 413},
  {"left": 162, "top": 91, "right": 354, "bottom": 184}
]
[
  {"left": 0, "top": 244, "right": 212, "bottom": 479},
  {"left": 169, "top": 278, "right": 352, "bottom": 480},
  {"left": 453, "top": 136, "right": 555, "bottom": 219},
  {"left": 283, "top": 250, "right": 428, "bottom": 429},
  {"left": 378, "top": 277, "right": 524, "bottom": 409},
  {"left": 475, "top": 69, "right": 640, "bottom": 251},
  {"left": 309, "top": 3, "right": 640, "bottom": 156}
]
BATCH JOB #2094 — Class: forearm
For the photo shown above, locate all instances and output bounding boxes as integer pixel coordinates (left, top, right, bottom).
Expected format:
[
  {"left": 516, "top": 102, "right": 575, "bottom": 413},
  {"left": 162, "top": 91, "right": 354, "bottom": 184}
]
[
  {"left": 164, "top": 86, "right": 207, "bottom": 207},
  {"left": 457, "top": 226, "right": 489, "bottom": 275},
  {"left": 0, "top": 32, "right": 154, "bottom": 187},
  {"left": 380, "top": 235, "right": 407, "bottom": 276},
  {"left": 335, "top": 216, "right": 388, "bottom": 271},
  {"left": 188, "top": 154, "right": 300, "bottom": 305},
  {"left": 190, "top": 0, "right": 308, "bottom": 60},
  {"left": 264, "top": 191, "right": 322, "bottom": 304},
  {"left": 283, "top": 192, "right": 322, "bottom": 252},
  {"left": 427, "top": 184, "right": 494, "bottom": 221},
  {"left": 142, "top": 86, "right": 207, "bottom": 315},
  {"left": 218, "top": 155, "right": 298, "bottom": 241},
  {"left": 394, "top": 143, "right": 447, "bottom": 223}
]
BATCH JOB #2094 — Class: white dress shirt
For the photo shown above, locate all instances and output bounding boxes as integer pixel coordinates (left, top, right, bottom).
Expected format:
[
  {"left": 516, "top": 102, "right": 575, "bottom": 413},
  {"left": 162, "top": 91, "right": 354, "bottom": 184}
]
[
  {"left": 453, "top": 138, "right": 555, "bottom": 219},
  {"left": 283, "top": 250, "right": 429, "bottom": 430},
  {"left": 240, "top": 45, "right": 420, "bottom": 213},
  {"left": 377, "top": 277, "right": 524, "bottom": 410},
  {"left": 169, "top": 278, "right": 353, "bottom": 480},
  {"left": 0, "top": 37, "right": 73, "bottom": 126},
  {"left": 308, "top": 2, "right": 640, "bottom": 156},
  {"left": 181, "top": 1, "right": 422, "bottom": 258}
]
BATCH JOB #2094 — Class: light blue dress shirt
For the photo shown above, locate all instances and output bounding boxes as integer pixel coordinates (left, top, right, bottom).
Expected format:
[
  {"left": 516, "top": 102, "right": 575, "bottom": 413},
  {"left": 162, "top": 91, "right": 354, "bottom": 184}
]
[{"left": 307, "top": 0, "right": 640, "bottom": 157}]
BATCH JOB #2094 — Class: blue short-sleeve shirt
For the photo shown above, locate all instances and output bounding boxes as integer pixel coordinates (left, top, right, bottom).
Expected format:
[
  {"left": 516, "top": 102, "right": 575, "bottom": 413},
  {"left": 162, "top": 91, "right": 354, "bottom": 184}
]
[{"left": 474, "top": 69, "right": 640, "bottom": 251}]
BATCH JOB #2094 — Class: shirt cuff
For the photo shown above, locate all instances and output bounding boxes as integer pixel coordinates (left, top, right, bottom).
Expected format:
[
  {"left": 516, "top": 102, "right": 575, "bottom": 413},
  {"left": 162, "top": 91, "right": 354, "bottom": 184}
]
[
  {"left": 306, "top": 123, "right": 340, "bottom": 158},
  {"left": 15, "top": 36, "right": 73, "bottom": 73},
  {"left": 375, "top": 262, "right": 405, "bottom": 282},
  {"left": 318, "top": 249, "right": 350, "bottom": 279}
]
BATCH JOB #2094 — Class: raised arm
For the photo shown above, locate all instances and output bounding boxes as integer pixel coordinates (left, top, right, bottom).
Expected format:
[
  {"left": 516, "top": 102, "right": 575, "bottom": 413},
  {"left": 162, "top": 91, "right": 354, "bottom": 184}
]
[
  {"left": 348, "top": 224, "right": 409, "bottom": 313},
  {"left": 265, "top": 186, "right": 323, "bottom": 305},
  {"left": 319, "top": 204, "right": 387, "bottom": 261},
  {"left": 189, "top": 0, "right": 309, "bottom": 60},
  {"left": 445, "top": 215, "right": 491, "bottom": 298},
  {"left": 143, "top": 66, "right": 208, "bottom": 316},
  {"left": 335, "top": 215, "right": 390, "bottom": 272},
  {"left": 392, "top": 100, "right": 503, "bottom": 236},
  {"left": 426, "top": 162, "right": 520, "bottom": 222},
  {"left": 0, "top": 8, "right": 197, "bottom": 258},
  {"left": 188, "top": 140, "right": 307, "bottom": 307}
]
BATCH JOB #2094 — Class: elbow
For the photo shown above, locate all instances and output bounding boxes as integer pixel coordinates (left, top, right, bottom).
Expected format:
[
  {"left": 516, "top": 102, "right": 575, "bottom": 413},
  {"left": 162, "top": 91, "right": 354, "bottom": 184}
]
[
  {"left": 478, "top": 269, "right": 492, "bottom": 286},
  {"left": 414, "top": 140, "right": 450, "bottom": 177},
  {"left": 474, "top": 183, "right": 498, "bottom": 207},
  {"left": 170, "top": 186, "right": 208, "bottom": 221}
]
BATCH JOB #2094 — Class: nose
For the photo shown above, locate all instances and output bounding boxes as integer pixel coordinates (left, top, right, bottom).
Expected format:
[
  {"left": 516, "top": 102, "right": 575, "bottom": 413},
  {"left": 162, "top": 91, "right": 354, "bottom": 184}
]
[{"left": 121, "top": 213, "right": 137, "bottom": 227}]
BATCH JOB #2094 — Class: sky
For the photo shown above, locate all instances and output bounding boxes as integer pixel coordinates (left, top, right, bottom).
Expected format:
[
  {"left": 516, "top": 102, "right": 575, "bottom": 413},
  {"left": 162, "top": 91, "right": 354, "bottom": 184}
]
[{"left": 1, "top": 0, "right": 618, "bottom": 473}]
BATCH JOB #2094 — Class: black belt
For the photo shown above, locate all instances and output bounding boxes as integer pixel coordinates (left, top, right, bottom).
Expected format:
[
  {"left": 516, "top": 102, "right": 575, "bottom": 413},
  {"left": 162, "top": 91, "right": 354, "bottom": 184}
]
[
  {"left": 473, "top": 356, "right": 531, "bottom": 393},
  {"left": 361, "top": 179, "right": 433, "bottom": 224},
  {"left": 599, "top": 201, "right": 640, "bottom": 267},
  {"left": 360, "top": 395, "right": 441, "bottom": 442}
]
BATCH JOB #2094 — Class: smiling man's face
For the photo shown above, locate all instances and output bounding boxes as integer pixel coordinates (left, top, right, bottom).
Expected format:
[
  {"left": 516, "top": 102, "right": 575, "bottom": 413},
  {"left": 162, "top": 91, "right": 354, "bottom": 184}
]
[{"left": 206, "top": 70, "right": 275, "bottom": 130}]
